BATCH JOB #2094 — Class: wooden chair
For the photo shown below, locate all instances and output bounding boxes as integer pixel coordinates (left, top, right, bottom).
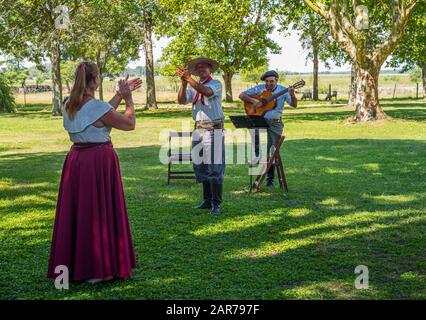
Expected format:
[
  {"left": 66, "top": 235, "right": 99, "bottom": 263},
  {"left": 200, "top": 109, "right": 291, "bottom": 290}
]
[{"left": 167, "top": 131, "right": 195, "bottom": 184}]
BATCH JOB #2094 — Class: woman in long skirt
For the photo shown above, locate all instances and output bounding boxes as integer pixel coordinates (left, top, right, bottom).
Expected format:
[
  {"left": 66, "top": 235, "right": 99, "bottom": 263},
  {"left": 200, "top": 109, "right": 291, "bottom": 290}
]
[{"left": 47, "top": 61, "right": 142, "bottom": 283}]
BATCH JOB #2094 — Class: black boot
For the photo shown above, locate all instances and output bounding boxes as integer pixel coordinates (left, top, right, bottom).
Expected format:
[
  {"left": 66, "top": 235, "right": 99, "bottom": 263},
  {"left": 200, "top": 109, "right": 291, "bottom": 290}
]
[
  {"left": 266, "top": 178, "right": 274, "bottom": 188},
  {"left": 193, "top": 182, "right": 212, "bottom": 209},
  {"left": 210, "top": 183, "right": 222, "bottom": 215}
]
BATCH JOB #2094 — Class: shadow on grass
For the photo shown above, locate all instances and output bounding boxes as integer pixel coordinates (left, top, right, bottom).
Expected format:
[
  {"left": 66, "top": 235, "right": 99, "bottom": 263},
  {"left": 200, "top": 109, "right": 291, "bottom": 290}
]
[
  {"left": 383, "top": 103, "right": 426, "bottom": 121},
  {"left": 0, "top": 138, "right": 425, "bottom": 299}
]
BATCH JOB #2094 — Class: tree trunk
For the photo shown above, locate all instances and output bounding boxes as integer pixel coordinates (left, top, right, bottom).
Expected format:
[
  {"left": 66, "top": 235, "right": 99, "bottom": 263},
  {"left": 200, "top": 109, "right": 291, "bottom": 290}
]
[
  {"left": 99, "top": 74, "right": 104, "bottom": 101},
  {"left": 309, "top": 13, "right": 319, "bottom": 101},
  {"left": 422, "top": 63, "right": 426, "bottom": 99},
  {"left": 302, "top": 0, "right": 416, "bottom": 122},
  {"left": 354, "top": 65, "right": 386, "bottom": 122},
  {"left": 144, "top": 10, "right": 158, "bottom": 110},
  {"left": 349, "top": 63, "right": 358, "bottom": 108},
  {"left": 223, "top": 72, "right": 234, "bottom": 102},
  {"left": 50, "top": 36, "right": 63, "bottom": 116},
  {"left": 96, "top": 52, "right": 104, "bottom": 101},
  {"left": 312, "top": 43, "right": 319, "bottom": 100}
]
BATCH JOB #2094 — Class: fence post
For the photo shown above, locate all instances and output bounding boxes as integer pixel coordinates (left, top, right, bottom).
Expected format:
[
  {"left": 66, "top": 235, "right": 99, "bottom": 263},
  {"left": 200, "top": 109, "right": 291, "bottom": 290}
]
[
  {"left": 416, "top": 83, "right": 419, "bottom": 99},
  {"left": 392, "top": 84, "right": 397, "bottom": 99}
]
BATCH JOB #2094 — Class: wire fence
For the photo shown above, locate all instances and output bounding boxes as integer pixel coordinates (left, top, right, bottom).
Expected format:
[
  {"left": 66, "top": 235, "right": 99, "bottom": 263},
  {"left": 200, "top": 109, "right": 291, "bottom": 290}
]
[{"left": 12, "top": 79, "right": 425, "bottom": 104}]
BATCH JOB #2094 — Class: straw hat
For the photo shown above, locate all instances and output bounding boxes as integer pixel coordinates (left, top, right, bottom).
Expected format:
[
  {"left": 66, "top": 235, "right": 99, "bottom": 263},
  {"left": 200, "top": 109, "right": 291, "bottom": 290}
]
[{"left": 188, "top": 56, "right": 219, "bottom": 76}]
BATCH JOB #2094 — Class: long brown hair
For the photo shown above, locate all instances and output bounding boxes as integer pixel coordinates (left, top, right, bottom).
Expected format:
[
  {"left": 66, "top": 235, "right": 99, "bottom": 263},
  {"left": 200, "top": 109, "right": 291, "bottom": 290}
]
[{"left": 67, "top": 61, "right": 99, "bottom": 119}]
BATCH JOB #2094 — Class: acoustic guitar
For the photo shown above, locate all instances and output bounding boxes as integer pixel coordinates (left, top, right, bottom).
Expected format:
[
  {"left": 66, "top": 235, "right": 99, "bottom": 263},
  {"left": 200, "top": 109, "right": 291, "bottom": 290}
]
[{"left": 244, "top": 80, "right": 305, "bottom": 116}]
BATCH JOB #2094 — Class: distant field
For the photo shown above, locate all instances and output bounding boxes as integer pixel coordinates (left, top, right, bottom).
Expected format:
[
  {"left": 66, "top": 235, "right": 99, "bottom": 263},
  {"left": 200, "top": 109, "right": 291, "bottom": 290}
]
[{"left": 14, "top": 73, "right": 423, "bottom": 106}]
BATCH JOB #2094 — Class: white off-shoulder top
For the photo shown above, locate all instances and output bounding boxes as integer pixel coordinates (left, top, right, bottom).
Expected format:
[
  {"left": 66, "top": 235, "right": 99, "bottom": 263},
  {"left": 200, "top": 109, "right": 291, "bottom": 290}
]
[{"left": 63, "top": 99, "right": 113, "bottom": 143}]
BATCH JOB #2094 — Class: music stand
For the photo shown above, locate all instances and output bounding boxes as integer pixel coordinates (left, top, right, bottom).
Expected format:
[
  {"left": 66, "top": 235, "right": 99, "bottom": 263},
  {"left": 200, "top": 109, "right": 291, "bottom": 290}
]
[
  {"left": 229, "top": 115, "right": 268, "bottom": 192},
  {"left": 229, "top": 115, "right": 269, "bottom": 129}
]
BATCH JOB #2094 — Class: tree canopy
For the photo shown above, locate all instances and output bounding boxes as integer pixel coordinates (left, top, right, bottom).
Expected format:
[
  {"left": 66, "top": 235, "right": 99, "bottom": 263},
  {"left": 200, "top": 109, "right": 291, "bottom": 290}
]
[
  {"left": 159, "top": 0, "right": 280, "bottom": 101},
  {"left": 302, "top": 0, "right": 419, "bottom": 121}
]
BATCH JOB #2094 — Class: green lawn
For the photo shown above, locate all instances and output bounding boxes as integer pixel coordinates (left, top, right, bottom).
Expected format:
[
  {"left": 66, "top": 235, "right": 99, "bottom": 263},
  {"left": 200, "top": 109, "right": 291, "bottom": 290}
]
[{"left": 0, "top": 100, "right": 425, "bottom": 299}]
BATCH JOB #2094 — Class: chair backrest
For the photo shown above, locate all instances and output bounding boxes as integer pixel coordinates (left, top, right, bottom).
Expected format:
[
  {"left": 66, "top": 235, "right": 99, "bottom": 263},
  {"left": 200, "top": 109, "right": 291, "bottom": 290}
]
[
  {"left": 167, "top": 131, "right": 195, "bottom": 183},
  {"left": 168, "top": 131, "right": 193, "bottom": 156}
]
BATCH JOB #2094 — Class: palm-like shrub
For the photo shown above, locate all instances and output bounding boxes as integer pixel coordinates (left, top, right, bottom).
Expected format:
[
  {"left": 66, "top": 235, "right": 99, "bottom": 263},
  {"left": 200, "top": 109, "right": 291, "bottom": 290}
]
[{"left": 0, "top": 73, "right": 16, "bottom": 113}]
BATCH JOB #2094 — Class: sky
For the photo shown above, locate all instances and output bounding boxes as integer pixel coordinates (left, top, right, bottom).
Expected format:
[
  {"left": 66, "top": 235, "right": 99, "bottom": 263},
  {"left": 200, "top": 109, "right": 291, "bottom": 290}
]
[{"left": 128, "top": 29, "right": 353, "bottom": 73}]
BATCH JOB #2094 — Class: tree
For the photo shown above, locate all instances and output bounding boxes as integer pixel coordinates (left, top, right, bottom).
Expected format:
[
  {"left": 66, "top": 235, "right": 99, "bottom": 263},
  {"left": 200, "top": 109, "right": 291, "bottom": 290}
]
[
  {"left": 140, "top": 1, "right": 160, "bottom": 109},
  {"left": 388, "top": 1, "right": 426, "bottom": 98},
  {"left": 35, "top": 75, "right": 46, "bottom": 87},
  {"left": 303, "top": 0, "right": 419, "bottom": 122},
  {"left": 2, "top": 61, "right": 30, "bottom": 88},
  {"left": 66, "top": 1, "right": 143, "bottom": 101},
  {"left": 17, "top": 70, "right": 29, "bottom": 88},
  {"left": 118, "top": 0, "right": 161, "bottom": 110},
  {"left": 159, "top": 0, "right": 280, "bottom": 102},
  {"left": 409, "top": 66, "right": 422, "bottom": 83},
  {"left": 143, "top": 9, "right": 157, "bottom": 109},
  {"left": 278, "top": 0, "right": 350, "bottom": 101},
  {"left": 277, "top": 71, "right": 287, "bottom": 82},
  {"left": 28, "top": 65, "right": 49, "bottom": 87},
  {"left": 0, "top": 73, "right": 16, "bottom": 113},
  {"left": 157, "top": 61, "right": 181, "bottom": 92},
  {"left": 61, "top": 60, "right": 79, "bottom": 93},
  {"left": 0, "top": 0, "right": 82, "bottom": 115},
  {"left": 277, "top": 1, "right": 347, "bottom": 101},
  {"left": 240, "top": 65, "right": 269, "bottom": 84}
]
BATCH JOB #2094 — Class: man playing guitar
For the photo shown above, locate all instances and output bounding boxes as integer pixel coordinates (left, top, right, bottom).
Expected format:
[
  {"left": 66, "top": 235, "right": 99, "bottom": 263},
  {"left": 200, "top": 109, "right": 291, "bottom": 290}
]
[{"left": 239, "top": 70, "right": 298, "bottom": 187}]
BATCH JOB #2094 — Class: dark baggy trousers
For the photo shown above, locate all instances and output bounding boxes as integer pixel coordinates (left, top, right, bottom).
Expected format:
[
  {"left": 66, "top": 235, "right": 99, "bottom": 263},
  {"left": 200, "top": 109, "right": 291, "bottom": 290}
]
[
  {"left": 251, "top": 118, "right": 283, "bottom": 182},
  {"left": 192, "top": 120, "right": 225, "bottom": 209}
]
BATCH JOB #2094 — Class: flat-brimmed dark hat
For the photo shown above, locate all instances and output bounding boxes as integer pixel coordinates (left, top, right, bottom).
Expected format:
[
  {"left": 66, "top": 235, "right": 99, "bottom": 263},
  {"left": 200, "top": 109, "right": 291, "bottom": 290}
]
[
  {"left": 261, "top": 70, "right": 279, "bottom": 81},
  {"left": 188, "top": 56, "right": 219, "bottom": 76}
]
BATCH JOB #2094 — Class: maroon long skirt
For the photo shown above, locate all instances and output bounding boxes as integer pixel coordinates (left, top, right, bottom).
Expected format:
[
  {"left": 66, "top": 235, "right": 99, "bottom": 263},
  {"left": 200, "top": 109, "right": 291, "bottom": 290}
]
[{"left": 47, "top": 141, "right": 137, "bottom": 281}]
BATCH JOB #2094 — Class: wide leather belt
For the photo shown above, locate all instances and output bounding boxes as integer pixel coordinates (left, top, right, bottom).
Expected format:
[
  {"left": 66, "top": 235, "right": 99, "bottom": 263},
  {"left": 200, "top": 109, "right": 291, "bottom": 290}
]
[{"left": 194, "top": 119, "right": 224, "bottom": 130}]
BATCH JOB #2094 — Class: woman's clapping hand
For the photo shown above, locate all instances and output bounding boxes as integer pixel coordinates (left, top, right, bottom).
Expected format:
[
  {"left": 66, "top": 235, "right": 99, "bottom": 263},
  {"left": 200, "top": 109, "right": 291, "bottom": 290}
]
[
  {"left": 116, "top": 76, "right": 143, "bottom": 99},
  {"left": 127, "top": 77, "right": 143, "bottom": 92},
  {"left": 117, "top": 76, "right": 132, "bottom": 100}
]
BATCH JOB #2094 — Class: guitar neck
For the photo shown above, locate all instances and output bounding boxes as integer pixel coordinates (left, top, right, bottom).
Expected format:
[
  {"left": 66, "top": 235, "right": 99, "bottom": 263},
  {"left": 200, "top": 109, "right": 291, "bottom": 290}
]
[{"left": 264, "top": 87, "right": 289, "bottom": 103}]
